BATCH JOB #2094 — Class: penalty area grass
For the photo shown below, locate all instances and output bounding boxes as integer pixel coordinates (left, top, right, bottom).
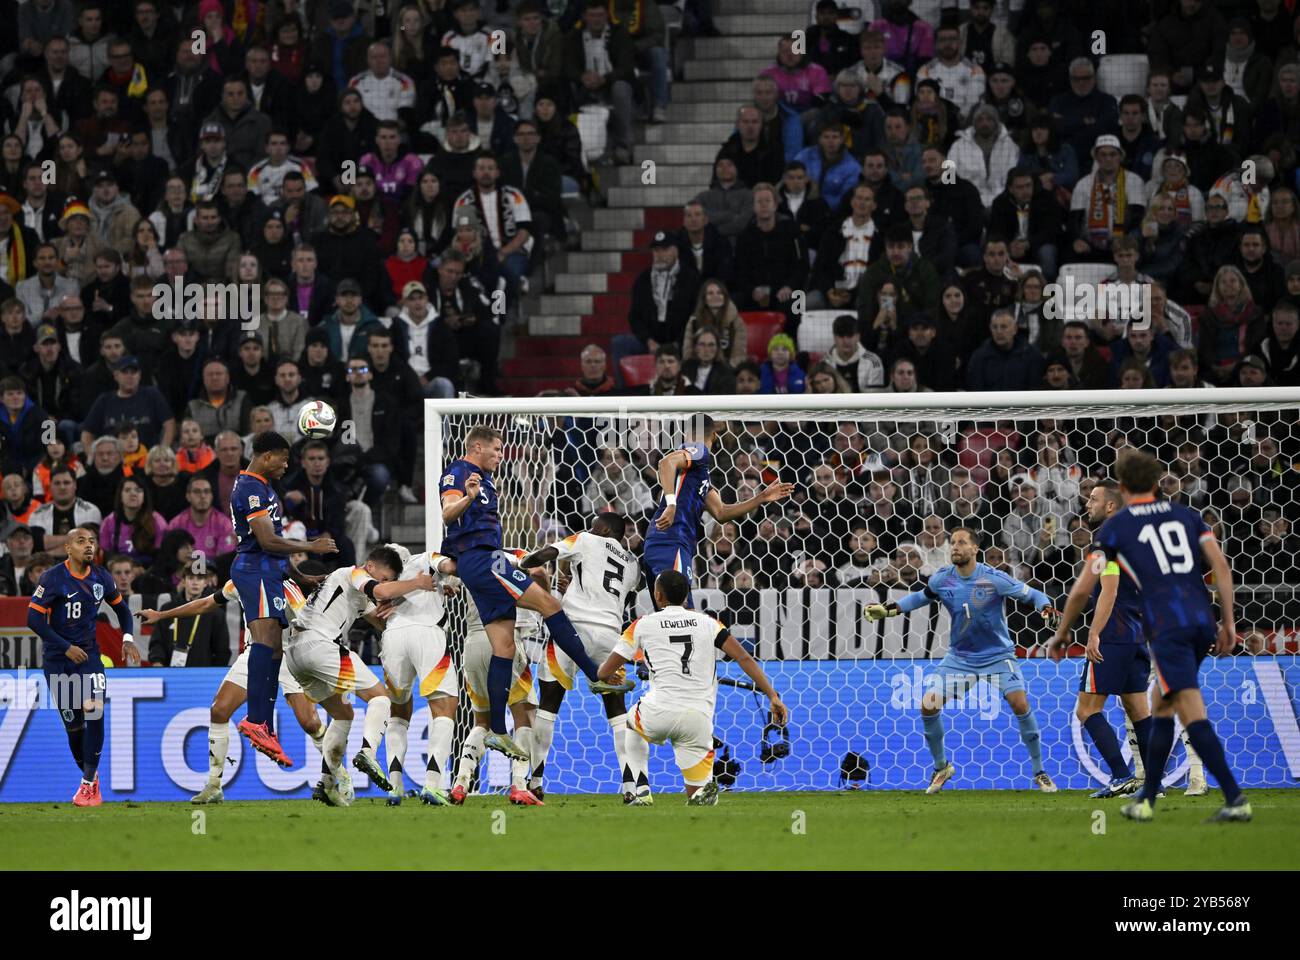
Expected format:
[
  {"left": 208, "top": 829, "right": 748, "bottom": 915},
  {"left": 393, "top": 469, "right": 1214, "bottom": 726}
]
[{"left": 2, "top": 790, "right": 1297, "bottom": 870}]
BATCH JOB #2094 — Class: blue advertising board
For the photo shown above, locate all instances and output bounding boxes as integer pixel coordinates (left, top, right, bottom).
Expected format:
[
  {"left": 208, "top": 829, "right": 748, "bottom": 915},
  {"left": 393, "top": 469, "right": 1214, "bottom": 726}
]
[{"left": 1, "top": 659, "right": 1297, "bottom": 801}]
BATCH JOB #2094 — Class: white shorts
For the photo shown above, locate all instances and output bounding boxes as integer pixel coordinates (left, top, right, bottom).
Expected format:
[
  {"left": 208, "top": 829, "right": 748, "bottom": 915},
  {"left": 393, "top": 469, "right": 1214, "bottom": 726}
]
[
  {"left": 222, "top": 646, "right": 304, "bottom": 697},
  {"left": 539, "top": 621, "right": 617, "bottom": 689},
  {"left": 463, "top": 625, "right": 534, "bottom": 713},
  {"left": 380, "top": 623, "right": 458, "bottom": 704},
  {"left": 628, "top": 697, "right": 716, "bottom": 786},
  {"left": 284, "top": 641, "right": 381, "bottom": 703}
]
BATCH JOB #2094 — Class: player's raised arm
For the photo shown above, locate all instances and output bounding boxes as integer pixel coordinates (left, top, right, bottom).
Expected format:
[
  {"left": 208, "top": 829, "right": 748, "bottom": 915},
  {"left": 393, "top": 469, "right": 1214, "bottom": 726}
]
[
  {"left": 1200, "top": 532, "right": 1237, "bottom": 655},
  {"left": 653, "top": 449, "right": 693, "bottom": 530},
  {"left": 994, "top": 569, "right": 1061, "bottom": 628},
  {"left": 369, "top": 571, "right": 437, "bottom": 601},
  {"left": 440, "top": 468, "right": 480, "bottom": 524},
  {"left": 718, "top": 632, "right": 788, "bottom": 726},
  {"left": 865, "top": 578, "right": 938, "bottom": 621},
  {"left": 519, "top": 544, "right": 559, "bottom": 569},
  {"left": 1050, "top": 552, "right": 1105, "bottom": 658},
  {"left": 703, "top": 480, "right": 796, "bottom": 524},
  {"left": 251, "top": 513, "right": 335, "bottom": 557},
  {"left": 138, "top": 594, "right": 221, "bottom": 624}
]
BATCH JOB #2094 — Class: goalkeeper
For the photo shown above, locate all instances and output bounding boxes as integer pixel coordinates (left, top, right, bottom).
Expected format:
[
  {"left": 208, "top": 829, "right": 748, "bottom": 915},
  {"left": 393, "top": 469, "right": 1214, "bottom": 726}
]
[{"left": 865, "top": 528, "right": 1062, "bottom": 794}]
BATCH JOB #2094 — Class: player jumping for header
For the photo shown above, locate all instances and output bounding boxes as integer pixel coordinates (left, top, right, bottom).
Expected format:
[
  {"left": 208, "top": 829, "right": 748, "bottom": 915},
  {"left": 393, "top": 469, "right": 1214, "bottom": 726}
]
[
  {"left": 520, "top": 512, "right": 643, "bottom": 801},
  {"left": 1090, "top": 450, "right": 1251, "bottom": 824},
  {"left": 440, "top": 424, "right": 634, "bottom": 763},
  {"left": 643, "top": 414, "right": 794, "bottom": 610},
  {"left": 27, "top": 527, "right": 140, "bottom": 806},
  {"left": 1048, "top": 479, "right": 1153, "bottom": 799},
  {"left": 230, "top": 431, "right": 337, "bottom": 768},
  {"left": 866, "top": 527, "right": 1063, "bottom": 793}
]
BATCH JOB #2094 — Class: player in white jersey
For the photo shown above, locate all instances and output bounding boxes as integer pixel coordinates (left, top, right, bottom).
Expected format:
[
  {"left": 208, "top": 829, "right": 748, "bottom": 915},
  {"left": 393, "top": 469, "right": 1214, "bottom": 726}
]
[
  {"left": 598, "top": 571, "right": 788, "bottom": 806},
  {"left": 139, "top": 571, "right": 322, "bottom": 804},
  {"left": 450, "top": 547, "right": 547, "bottom": 806},
  {"left": 520, "top": 513, "right": 641, "bottom": 800},
  {"left": 376, "top": 544, "right": 460, "bottom": 807},
  {"left": 286, "top": 547, "right": 441, "bottom": 805}
]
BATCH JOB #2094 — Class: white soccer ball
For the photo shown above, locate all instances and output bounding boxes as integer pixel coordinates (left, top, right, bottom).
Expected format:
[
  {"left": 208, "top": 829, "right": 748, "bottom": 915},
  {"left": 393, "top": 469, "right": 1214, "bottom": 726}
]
[{"left": 298, "top": 400, "right": 337, "bottom": 439}]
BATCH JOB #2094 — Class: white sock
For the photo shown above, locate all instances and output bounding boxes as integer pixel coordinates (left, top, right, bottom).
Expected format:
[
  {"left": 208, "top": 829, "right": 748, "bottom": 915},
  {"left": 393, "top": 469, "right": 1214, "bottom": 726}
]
[
  {"left": 308, "top": 718, "right": 326, "bottom": 754},
  {"left": 362, "top": 696, "right": 391, "bottom": 760},
  {"left": 608, "top": 713, "right": 632, "bottom": 792},
  {"left": 323, "top": 718, "right": 351, "bottom": 776},
  {"left": 208, "top": 724, "right": 229, "bottom": 784},
  {"left": 623, "top": 721, "right": 650, "bottom": 797},
  {"left": 1181, "top": 728, "right": 1204, "bottom": 779},
  {"left": 1125, "top": 713, "right": 1145, "bottom": 779},
  {"left": 455, "top": 724, "right": 488, "bottom": 788},
  {"left": 531, "top": 709, "right": 557, "bottom": 790},
  {"left": 511, "top": 726, "right": 534, "bottom": 790},
  {"left": 386, "top": 716, "right": 410, "bottom": 785},
  {"left": 427, "top": 715, "right": 454, "bottom": 791}
]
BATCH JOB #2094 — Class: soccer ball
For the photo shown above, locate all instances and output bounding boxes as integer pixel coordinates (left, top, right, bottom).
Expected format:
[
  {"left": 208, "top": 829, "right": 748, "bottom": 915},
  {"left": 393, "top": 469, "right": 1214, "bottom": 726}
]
[{"left": 298, "top": 400, "right": 337, "bottom": 439}]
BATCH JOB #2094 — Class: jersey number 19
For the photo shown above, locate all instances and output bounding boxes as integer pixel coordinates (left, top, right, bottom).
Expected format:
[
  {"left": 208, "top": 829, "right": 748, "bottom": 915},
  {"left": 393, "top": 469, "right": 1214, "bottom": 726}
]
[{"left": 1138, "top": 521, "right": 1194, "bottom": 574}]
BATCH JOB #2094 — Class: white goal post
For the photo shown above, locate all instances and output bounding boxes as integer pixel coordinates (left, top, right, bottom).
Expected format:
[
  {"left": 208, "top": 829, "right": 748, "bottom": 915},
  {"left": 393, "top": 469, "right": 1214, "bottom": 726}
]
[{"left": 422, "top": 388, "right": 1300, "bottom": 793}]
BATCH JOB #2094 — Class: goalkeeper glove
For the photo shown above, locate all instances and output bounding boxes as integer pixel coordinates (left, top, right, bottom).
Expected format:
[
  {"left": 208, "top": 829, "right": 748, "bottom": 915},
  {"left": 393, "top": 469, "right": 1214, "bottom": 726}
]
[
  {"left": 1040, "top": 605, "right": 1062, "bottom": 630},
  {"left": 864, "top": 602, "right": 901, "bottom": 622}
]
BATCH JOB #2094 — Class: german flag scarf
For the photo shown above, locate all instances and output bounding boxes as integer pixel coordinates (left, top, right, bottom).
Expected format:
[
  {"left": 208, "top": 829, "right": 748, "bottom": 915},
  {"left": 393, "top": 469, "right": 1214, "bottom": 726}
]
[{"left": 3, "top": 224, "right": 30, "bottom": 282}]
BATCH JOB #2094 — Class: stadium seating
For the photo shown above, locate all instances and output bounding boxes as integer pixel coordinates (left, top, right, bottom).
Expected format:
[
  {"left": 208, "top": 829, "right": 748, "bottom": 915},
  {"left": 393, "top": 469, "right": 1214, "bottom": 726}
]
[
  {"left": 741, "top": 312, "right": 788, "bottom": 362},
  {"left": 619, "top": 354, "right": 658, "bottom": 387}
]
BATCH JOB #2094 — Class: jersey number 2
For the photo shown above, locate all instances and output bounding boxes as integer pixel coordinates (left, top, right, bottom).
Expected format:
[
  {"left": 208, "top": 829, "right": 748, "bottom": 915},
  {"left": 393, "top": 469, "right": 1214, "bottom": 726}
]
[
  {"left": 669, "top": 634, "right": 694, "bottom": 675},
  {"left": 601, "top": 559, "right": 625, "bottom": 598},
  {"left": 1138, "top": 521, "right": 1194, "bottom": 574}
]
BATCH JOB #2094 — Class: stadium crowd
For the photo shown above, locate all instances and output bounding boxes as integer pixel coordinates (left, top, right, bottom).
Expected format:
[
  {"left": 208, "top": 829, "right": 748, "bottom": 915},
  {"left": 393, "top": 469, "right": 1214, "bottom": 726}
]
[{"left": 0, "top": 0, "right": 1298, "bottom": 660}]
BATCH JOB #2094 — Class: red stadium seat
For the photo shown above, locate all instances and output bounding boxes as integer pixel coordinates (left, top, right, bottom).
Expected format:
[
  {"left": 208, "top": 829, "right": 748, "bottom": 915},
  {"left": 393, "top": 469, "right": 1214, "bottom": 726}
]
[
  {"left": 741, "top": 312, "right": 786, "bottom": 362},
  {"left": 619, "top": 354, "right": 657, "bottom": 387}
]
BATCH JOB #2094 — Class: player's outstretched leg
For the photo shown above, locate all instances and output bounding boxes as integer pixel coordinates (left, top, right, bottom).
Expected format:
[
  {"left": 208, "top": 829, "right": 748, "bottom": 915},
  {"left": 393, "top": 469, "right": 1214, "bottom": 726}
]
[
  {"left": 622, "top": 718, "right": 652, "bottom": 806},
  {"left": 350, "top": 687, "right": 393, "bottom": 792},
  {"left": 920, "top": 686, "right": 954, "bottom": 794},
  {"left": 316, "top": 697, "right": 355, "bottom": 807},
  {"left": 507, "top": 702, "right": 542, "bottom": 805},
  {"left": 451, "top": 722, "right": 489, "bottom": 804},
  {"left": 194, "top": 682, "right": 246, "bottom": 804},
  {"left": 1177, "top": 697, "right": 1250, "bottom": 822},
  {"left": 520, "top": 581, "right": 630, "bottom": 690},
  {"left": 1182, "top": 728, "right": 1207, "bottom": 797},
  {"left": 1078, "top": 694, "right": 1136, "bottom": 798},
  {"left": 1005, "top": 690, "right": 1055, "bottom": 792},
  {"left": 603, "top": 695, "right": 635, "bottom": 799},
  {"left": 422, "top": 701, "right": 456, "bottom": 805},
  {"left": 384, "top": 700, "right": 412, "bottom": 806}
]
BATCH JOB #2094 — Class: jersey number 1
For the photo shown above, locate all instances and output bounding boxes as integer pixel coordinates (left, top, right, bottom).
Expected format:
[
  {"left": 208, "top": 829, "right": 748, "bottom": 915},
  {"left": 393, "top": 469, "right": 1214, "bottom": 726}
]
[{"left": 1138, "top": 521, "right": 1194, "bottom": 574}]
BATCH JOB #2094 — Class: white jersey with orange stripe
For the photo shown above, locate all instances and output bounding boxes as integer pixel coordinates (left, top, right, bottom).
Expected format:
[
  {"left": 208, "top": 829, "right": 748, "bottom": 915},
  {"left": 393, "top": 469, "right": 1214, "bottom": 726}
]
[
  {"left": 217, "top": 578, "right": 308, "bottom": 624},
  {"left": 618, "top": 606, "right": 729, "bottom": 718},
  {"left": 288, "top": 566, "right": 379, "bottom": 648},
  {"left": 386, "top": 551, "right": 455, "bottom": 630},
  {"left": 553, "top": 531, "right": 640, "bottom": 633}
]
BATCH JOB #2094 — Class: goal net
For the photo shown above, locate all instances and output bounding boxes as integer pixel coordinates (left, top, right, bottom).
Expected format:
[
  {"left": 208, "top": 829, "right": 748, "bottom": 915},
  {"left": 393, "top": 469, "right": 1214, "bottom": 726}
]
[{"left": 421, "top": 389, "right": 1300, "bottom": 794}]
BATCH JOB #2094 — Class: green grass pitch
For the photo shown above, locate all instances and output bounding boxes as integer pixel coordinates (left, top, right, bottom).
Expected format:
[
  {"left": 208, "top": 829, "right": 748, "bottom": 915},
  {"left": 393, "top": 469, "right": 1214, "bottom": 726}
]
[{"left": 3, "top": 790, "right": 1298, "bottom": 870}]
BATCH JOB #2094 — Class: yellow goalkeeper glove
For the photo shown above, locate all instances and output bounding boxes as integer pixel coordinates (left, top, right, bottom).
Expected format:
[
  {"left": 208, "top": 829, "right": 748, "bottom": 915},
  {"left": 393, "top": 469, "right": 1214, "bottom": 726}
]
[{"left": 864, "top": 602, "right": 900, "bottom": 622}]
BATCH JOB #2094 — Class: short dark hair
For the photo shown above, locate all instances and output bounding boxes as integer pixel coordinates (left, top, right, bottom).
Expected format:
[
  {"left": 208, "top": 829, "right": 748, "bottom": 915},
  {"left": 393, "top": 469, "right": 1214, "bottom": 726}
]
[
  {"left": 654, "top": 342, "right": 681, "bottom": 361},
  {"left": 301, "top": 439, "right": 330, "bottom": 457},
  {"left": 1006, "top": 166, "right": 1035, "bottom": 188},
  {"left": 367, "top": 545, "right": 403, "bottom": 576},
  {"left": 594, "top": 512, "right": 627, "bottom": 539},
  {"left": 655, "top": 570, "right": 690, "bottom": 606},
  {"left": 832, "top": 313, "right": 858, "bottom": 337},
  {"left": 949, "top": 526, "right": 982, "bottom": 548},
  {"left": 1096, "top": 477, "right": 1124, "bottom": 510},
  {"left": 1116, "top": 448, "right": 1163, "bottom": 495},
  {"left": 252, "top": 431, "right": 291, "bottom": 455},
  {"left": 0, "top": 375, "right": 25, "bottom": 393},
  {"left": 885, "top": 223, "right": 913, "bottom": 246}
]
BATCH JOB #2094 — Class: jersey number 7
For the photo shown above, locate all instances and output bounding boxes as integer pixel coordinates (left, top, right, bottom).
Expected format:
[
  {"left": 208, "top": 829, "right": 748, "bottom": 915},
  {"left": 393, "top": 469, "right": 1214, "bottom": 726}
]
[{"left": 669, "top": 634, "right": 694, "bottom": 675}]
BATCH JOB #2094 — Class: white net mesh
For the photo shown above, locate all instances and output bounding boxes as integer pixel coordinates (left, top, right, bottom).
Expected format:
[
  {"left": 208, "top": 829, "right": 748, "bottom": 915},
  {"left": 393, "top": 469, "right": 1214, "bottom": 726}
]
[{"left": 422, "top": 390, "right": 1300, "bottom": 793}]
